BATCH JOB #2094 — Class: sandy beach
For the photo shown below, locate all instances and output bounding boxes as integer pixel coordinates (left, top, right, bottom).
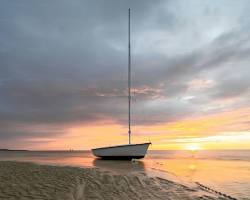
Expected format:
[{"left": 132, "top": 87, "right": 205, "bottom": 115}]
[{"left": 0, "top": 161, "right": 234, "bottom": 200}]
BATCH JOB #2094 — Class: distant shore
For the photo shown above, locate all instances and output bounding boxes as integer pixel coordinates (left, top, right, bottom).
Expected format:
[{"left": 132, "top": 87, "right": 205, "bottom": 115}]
[
  {"left": 0, "top": 161, "right": 233, "bottom": 200},
  {"left": 0, "top": 149, "right": 29, "bottom": 151}
]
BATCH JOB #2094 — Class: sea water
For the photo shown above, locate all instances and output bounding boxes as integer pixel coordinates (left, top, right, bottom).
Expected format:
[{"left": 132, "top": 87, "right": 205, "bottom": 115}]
[{"left": 0, "top": 150, "right": 249, "bottom": 199}]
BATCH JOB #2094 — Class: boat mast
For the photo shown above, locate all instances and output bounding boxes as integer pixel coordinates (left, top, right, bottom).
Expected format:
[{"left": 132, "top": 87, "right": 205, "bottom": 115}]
[{"left": 128, "top": 8, "right": 131, "bottom": 144}]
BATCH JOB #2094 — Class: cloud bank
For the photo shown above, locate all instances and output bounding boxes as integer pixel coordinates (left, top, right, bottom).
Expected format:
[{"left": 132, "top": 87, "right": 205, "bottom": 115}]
[{"left": 0, "top": 0, "right": 250, "bottom": 149}]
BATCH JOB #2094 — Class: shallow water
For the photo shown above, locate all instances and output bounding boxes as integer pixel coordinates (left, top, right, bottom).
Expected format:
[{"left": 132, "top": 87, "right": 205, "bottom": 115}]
[{"left": 0, "top": 150, "right": 249, "bottom": 199}]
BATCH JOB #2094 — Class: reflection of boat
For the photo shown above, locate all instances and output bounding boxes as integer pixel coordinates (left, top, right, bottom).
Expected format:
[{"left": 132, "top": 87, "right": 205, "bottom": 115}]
[
  {"left": 91, "top": 9, "right": 151, "bottom": 160},
  {"left": 93, "top": 158, "right": 145, "bottom": 173}
]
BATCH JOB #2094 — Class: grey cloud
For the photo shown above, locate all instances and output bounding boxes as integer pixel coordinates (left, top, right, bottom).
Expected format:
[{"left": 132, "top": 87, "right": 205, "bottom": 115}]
[
  {"left": 213, "top": 77, "right": 250, "bottom": 99},
  {"left": 1, "top": 0, "right": 250, "bottom": 147}
]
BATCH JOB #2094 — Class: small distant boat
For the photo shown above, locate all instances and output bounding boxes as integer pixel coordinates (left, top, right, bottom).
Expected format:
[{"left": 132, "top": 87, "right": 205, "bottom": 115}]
[{"left": 91, "top": 9, "right": 151, "bottom": 160}]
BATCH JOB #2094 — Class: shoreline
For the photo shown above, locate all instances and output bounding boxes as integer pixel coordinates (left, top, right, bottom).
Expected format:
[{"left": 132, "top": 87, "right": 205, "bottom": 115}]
[{"left": 0, "top": 161, "right": 235, "bottom": 200}]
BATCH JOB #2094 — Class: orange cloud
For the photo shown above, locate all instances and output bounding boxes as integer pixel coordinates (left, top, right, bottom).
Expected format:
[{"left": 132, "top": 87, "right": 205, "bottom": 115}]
[
  {"left": 25, "top": 107, "right": 250, "bottom": 150},
  {"left": 133, "top": 107, "right": 250, "bottom": 150}
]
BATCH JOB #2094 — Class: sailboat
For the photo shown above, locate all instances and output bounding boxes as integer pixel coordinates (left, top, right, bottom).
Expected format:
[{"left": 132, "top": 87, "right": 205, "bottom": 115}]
[{"left": 91, "top": 9, "right": 151, "bottom": 160}]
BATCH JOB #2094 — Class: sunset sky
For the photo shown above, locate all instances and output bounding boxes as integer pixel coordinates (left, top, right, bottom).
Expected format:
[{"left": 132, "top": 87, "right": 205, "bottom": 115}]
[{"left": 1, "top": 0, "right": 250, "bottom": 150}]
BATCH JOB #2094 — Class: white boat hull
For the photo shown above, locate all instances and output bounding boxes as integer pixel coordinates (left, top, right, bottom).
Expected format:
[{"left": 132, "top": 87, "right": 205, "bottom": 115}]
[{"left": 91, "top": 142, "right": 151, "bottom": 160}]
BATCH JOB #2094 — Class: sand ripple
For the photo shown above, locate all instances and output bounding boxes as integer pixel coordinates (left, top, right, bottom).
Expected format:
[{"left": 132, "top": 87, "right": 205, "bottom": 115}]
[{"left": 0, "top": 161, "right": 233, "bottom": 200}]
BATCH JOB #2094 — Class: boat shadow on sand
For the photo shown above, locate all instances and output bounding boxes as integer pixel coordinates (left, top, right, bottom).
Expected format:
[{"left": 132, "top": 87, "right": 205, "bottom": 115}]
[{"left": 92, "top": 158, "right": 146, "bottom": 174}]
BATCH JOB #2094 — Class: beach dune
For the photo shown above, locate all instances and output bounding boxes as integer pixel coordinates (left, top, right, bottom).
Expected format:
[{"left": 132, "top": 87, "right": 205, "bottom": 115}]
[{"left": 0, "top": 161, "right": 231, "bottom": 200}]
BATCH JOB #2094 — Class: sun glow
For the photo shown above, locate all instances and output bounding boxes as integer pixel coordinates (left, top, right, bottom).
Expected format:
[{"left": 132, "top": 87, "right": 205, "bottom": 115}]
[
  {"left": 185, "top": 143, "right": 202, "bottom": 151},
  {"left": 20, "top": 107, "right": 250, "bottom": 150}
]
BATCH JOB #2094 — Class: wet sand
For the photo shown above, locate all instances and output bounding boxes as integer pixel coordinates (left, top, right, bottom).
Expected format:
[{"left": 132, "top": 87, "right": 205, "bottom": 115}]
[{"left": 0, "top": 161, "right": 234, "bottom": 200}]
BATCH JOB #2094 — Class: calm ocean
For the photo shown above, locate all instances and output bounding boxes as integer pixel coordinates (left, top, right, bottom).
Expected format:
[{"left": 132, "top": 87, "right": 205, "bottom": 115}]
[{"left": 0, "top": 150, "right": 249, "bottom": 199}]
